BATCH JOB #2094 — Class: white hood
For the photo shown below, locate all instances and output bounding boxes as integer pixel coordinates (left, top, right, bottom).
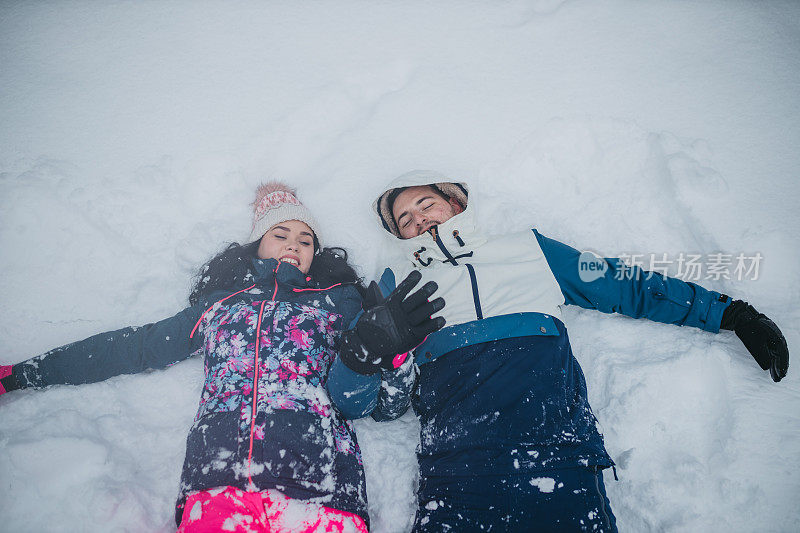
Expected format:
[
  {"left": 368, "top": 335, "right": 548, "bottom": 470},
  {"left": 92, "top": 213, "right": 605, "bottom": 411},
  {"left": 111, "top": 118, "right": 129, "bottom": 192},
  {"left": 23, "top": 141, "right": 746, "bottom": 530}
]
[
  {"left": 373, "top": 170, "right": 468, "bottom": 233},
  {"left": 372, "top": 170, "right": 475, "bottom": 262}
]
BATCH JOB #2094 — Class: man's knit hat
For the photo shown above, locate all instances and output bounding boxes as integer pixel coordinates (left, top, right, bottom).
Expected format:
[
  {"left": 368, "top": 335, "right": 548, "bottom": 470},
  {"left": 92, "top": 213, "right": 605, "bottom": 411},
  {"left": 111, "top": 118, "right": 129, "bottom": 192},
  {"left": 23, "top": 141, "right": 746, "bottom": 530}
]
[{"left": 247, "top": 182, "right": 322, "bottom": 245}]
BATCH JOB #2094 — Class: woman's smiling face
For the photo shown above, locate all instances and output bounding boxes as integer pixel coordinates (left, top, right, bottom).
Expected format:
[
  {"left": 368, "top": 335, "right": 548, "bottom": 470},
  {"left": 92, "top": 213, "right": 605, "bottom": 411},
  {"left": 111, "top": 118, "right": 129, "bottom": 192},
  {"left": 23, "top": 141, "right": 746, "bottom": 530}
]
[{"left": 257, "top": 219, "right": 315, "bottom": 273}]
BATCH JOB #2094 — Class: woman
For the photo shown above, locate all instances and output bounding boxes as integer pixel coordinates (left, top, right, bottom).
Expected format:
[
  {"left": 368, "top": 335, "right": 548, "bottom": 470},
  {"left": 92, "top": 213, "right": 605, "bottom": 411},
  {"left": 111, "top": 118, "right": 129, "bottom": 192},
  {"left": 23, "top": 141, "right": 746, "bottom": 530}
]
[{"left": 0, "top": 182, "right": 444, "bottom": 532}]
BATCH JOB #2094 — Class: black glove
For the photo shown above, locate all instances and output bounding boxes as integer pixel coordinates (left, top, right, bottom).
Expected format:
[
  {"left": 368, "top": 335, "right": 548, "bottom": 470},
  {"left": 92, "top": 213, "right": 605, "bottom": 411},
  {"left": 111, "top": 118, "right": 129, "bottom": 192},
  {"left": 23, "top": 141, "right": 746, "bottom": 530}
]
[
  {"left": 340, "top": 270, "right": 446, "bottom": 375},
  {"left": 720, "top": 300, "right": 789, "bottom": 382}
]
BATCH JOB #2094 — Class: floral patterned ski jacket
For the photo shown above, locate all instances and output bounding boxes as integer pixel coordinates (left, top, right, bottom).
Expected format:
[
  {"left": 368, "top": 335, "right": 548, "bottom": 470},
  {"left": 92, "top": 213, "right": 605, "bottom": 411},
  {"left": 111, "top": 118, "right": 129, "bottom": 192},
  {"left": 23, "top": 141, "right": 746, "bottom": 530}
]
[{"left": 10, "top": 257, "right": 378, "bottom": 525}]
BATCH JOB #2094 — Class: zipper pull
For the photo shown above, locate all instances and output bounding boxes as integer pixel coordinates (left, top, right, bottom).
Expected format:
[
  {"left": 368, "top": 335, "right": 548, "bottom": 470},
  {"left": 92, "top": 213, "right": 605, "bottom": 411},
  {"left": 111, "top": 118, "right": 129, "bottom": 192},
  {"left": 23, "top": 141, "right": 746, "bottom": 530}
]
[
  {"left": 452, "top": 229, "right": 465, "bottom": 247},
  {"left": 414, "top": 247, "right": 432, "bottom": 267}
]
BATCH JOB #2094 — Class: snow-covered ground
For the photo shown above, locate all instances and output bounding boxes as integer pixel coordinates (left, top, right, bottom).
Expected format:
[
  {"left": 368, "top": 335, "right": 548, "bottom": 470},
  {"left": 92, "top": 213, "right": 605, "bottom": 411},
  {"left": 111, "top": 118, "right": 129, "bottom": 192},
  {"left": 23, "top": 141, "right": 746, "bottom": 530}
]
[{"left": 1, "top": 1, "right": 799, "bottom": 531}]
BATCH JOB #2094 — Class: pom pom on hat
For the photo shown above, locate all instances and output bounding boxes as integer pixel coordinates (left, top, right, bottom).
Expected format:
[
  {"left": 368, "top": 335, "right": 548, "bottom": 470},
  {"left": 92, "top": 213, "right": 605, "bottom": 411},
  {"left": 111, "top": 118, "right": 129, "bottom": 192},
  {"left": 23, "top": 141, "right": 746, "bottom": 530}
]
[{"left": 247, "top": 181, "right": 322, "bottom": 245}]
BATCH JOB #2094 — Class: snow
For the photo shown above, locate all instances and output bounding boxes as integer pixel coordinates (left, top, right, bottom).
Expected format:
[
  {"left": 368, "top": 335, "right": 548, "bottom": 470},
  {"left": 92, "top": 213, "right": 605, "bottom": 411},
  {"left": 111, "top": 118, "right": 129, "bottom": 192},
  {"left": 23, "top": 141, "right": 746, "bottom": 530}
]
[
  {"left": 188, "top": 501, "right": 202, "bottom": 522},
  {"left": 1, "top": 1, "right": 799, "bottom": 532},
  {"left": 424, "top": 501, "right": 440, "bottom": 511},
  {"left": 529, "top": 477, "right": 557, "bottom": 493}
]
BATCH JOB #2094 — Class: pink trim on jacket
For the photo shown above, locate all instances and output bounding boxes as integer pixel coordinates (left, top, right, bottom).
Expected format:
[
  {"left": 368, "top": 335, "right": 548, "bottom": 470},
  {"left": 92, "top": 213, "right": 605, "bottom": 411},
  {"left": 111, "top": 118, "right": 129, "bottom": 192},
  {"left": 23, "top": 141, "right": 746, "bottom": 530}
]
[{"left": 189, "top": 284, "right": 257, "bottom": 339}]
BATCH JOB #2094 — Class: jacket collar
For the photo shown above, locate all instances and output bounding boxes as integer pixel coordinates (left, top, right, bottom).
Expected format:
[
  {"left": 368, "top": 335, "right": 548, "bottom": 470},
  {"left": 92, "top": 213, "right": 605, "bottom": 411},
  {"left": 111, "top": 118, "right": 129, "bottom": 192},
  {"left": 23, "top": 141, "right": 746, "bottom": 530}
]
[
  {"left": 251, "top": 257, "right": 309, "bottom": 288},
  {"left": 396, "top": 198, "right": 486, "bottom": 267}
]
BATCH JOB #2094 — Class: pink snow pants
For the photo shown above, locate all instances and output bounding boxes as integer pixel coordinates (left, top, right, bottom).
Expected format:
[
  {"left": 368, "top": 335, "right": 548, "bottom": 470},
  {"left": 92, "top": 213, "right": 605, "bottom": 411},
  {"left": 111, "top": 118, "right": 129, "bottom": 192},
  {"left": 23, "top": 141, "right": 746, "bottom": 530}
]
[{"left": 177, "top": 486, "right": 368, "bottom": 533}]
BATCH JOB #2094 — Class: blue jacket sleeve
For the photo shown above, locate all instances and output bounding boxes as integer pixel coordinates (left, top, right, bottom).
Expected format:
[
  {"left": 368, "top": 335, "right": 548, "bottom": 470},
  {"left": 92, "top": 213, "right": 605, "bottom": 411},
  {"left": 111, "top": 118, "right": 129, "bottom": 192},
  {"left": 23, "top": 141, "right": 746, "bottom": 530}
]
[
  {"left": 326, "top": 286, "right": 383, "bottom": 419},
  {"left": 326, "top": 353, "right": 415, "bottom": 421},
  {"left": 372, "top": 268, "right": 416, "bottom": 421},
  {"left": 370, "top": 356, "right": 416, "bottom": 422},
  {"left": 533, "top": 230, "right": 731, "bottom": 333},
  {"left": 326, "top": 268, "right": 416, "bottom": 421},
  {"left": 13, "top": 305, "right": 205, "bottom": 389},
  {"left": 326, "top": 356, "right": 382, "bottom": 419}
]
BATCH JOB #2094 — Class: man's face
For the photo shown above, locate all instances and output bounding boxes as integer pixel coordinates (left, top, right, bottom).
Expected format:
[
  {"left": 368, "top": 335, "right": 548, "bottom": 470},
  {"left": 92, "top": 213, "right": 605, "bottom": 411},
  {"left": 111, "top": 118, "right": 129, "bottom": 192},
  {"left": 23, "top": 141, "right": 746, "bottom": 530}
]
[{"left": 391, "top": 185, "right": 464, "bottom": 239}]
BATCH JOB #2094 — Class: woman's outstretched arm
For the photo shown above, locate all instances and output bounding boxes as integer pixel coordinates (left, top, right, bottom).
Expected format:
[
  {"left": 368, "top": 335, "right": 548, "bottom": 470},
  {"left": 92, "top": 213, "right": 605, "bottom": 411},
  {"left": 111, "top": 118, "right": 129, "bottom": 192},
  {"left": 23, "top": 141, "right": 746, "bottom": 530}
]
[{"left": 2, "top": 305, "right": 204, "bottom": 393}]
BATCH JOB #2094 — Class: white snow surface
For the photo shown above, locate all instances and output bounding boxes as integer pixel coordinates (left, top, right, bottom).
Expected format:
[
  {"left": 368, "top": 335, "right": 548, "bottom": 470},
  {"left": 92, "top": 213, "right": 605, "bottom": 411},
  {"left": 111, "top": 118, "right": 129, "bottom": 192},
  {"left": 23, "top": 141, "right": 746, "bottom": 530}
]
[{"left": 1, "top": 1, "right": 799, "bottom": 532}]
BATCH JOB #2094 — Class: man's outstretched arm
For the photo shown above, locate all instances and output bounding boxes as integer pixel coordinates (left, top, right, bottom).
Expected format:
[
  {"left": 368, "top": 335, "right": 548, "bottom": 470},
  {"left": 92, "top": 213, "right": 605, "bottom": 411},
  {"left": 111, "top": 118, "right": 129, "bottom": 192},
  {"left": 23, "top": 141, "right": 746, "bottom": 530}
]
[{"left": 533, "top": 230, "right": 788, "bottom": 382}]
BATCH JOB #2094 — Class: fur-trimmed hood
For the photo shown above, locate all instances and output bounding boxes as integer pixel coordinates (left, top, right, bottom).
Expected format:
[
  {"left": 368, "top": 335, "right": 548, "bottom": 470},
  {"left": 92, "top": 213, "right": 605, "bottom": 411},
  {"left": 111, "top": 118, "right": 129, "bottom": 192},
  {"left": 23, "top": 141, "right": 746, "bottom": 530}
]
[{"left": 373, "top": 170, "right": 470, "bottom": 239}]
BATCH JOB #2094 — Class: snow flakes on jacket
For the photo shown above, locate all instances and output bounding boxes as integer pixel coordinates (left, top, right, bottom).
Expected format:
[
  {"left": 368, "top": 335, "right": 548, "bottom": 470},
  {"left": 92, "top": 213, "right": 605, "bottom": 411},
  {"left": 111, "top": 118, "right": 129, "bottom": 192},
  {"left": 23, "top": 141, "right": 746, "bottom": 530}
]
[{"left": 181, "top": 258, "right": 367, "bottom": 524}]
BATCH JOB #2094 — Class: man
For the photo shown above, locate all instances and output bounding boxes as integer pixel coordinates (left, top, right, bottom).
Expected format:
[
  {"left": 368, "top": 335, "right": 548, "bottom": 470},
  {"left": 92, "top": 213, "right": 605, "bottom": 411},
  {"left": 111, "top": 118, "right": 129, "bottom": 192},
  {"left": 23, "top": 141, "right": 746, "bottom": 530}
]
[{"left": 344, "top": 170, "right": 789, "bottom": 532}]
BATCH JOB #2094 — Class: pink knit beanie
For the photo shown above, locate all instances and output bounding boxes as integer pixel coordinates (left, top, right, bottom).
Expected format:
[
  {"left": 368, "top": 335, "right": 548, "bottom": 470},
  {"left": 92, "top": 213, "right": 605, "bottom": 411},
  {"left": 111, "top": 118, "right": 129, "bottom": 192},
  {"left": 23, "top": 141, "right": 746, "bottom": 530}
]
[{"left": 247, "top": 182, "right": 322, "bottom": 245}]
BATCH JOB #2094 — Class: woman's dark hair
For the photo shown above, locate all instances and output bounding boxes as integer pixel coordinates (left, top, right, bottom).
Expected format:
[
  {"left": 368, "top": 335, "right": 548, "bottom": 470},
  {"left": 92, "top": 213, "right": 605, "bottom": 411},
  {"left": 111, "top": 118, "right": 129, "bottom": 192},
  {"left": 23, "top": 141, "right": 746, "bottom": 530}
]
[{"left": 189, "top": 241, "right": 366, "bottom": 306}]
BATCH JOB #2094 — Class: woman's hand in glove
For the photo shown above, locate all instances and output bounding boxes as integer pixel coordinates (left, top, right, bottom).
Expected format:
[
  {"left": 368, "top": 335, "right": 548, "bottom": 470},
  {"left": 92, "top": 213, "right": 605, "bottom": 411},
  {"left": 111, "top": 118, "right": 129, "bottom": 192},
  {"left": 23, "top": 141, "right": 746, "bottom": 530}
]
[
  {"left": 340, "top": 270, "right": 445, "bottom": 375},
  {"left": 721, "top": 300, "right": 789, "bottom": 382}
]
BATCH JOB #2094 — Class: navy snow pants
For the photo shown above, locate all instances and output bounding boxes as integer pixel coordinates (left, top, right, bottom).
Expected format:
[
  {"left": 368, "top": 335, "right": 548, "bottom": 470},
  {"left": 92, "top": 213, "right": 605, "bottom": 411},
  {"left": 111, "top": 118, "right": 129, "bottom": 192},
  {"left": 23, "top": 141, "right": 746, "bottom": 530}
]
[{"left": 413, "top": 466, "right": 617, "bottom": 532}]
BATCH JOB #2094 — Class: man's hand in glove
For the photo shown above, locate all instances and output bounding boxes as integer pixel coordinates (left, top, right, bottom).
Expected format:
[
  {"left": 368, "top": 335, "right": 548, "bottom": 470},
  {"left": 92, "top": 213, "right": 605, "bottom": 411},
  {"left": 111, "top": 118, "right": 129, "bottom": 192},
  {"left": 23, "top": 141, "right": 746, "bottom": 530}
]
[
  {"left": 340, "top": 270, "right": 445, "bottom": 375},
  {"left": 721, "top": 300, "right": 789, "bottom": 382}
]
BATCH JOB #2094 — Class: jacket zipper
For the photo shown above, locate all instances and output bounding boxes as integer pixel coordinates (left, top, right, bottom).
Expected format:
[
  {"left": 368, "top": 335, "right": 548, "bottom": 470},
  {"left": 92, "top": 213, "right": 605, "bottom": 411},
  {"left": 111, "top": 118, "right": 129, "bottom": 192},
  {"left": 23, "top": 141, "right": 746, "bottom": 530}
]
[
  {"left": 433, "top": 231, "right": 483, "bottom": 320},
  {"left": 247, "top": 263, "right": 280, "bottom": 486},
  {"left": 433, "top": 230, "right": 459, "bottom": 265},
  {"left": 653, "top": 290, "right": 691, "bottom": 308},
  {"left": 465, "top": 264, "right": 483, "bottom": 320},
  {"left": 594, "top": 467, "right": 613, "bottom": 530}
]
